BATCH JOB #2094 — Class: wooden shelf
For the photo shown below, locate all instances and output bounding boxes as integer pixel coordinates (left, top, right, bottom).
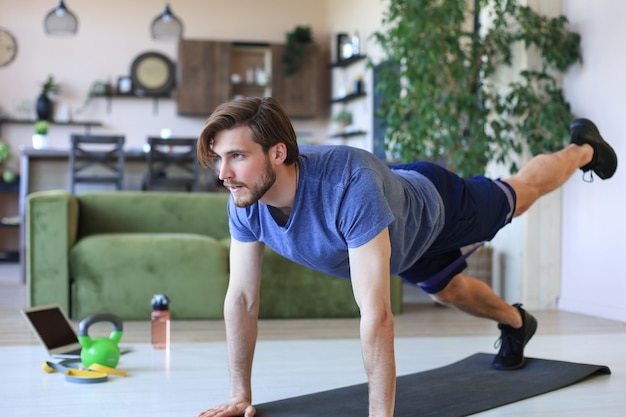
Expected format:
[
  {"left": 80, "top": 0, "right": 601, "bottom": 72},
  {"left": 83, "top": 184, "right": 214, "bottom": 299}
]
[
  {"left": 93, "top": 92, "right": 173, "bottom": 115},
  {"left": 0, "top": 118, "right": 102, "bottom": 128},
  {"left": 93, "top": 92, "right": 173, "bottom": 99},
  {"left": 330, "top": 130, "right": 367, "bottom": 139},
  {"left": 331, "top": 91, "right": 366, "bottom": 104},
  {"left": 230, "top": 82, "right": 271, "bottom": 99},
  {"left": 330, "top": 54, "right": 367, "bottom": 68},
  {"left": 231, "top": 83, "right": 268, "bottom": 89}
]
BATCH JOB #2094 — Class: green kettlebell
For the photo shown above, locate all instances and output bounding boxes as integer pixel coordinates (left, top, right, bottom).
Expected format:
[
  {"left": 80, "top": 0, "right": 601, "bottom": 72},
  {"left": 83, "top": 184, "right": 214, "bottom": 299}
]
[{"left": 78, "top": 313, "right": 124, "bottom": 368}]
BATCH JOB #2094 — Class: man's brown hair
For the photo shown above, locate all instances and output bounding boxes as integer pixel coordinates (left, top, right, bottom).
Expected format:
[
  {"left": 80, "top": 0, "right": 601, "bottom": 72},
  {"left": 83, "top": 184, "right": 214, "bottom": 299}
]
[{"left": 197, "top": 97, "right": 299, "bottom": 169}]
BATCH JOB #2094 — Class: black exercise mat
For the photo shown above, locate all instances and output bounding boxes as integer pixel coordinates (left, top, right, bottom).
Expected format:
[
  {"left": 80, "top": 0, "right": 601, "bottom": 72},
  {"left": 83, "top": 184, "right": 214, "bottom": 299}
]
[{"left": 255, "top": 353, "right": 610, "bottom": 417}]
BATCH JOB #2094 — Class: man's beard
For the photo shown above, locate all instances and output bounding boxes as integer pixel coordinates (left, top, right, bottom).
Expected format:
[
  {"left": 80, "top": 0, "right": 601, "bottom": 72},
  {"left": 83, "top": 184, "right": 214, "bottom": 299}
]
[{"left": 230, "top": 157, "right": 276, "bottom": 208}]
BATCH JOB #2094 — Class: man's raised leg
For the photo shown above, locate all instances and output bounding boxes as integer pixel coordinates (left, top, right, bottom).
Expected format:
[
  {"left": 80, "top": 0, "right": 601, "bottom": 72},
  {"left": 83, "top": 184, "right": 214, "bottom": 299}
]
[
  {"left": 433, "top": 118, "right": 617, "bottom": 370},
  {"left": 505, "top": 118, "right": 617, "bottom": 217}
]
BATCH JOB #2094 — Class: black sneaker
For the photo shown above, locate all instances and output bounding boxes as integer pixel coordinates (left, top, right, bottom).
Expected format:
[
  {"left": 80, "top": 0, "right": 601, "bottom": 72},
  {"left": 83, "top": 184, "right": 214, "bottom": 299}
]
[
  {"left": 492, "top": 303, "right": 537, "bottom": 370},
  {"left": 570, "top": 118, "right": 618, "bottom": 180}
]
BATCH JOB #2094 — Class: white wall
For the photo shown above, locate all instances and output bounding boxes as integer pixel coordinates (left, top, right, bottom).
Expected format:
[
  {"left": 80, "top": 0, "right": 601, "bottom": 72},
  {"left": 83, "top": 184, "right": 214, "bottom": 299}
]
[
  {"left": 560, "top": 0, "right": 626, "bottom": 321},
  {"left": 0, "top": 0, "right": 331, "bottom": 154}
]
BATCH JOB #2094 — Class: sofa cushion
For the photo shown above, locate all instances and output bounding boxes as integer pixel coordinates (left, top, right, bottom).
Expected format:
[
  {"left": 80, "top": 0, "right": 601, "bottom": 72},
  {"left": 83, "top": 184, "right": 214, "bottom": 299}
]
[
  {"left": 76, "top": 192, "right": 231, "bottom": 239},
  {"left": 70, "top": 233, "right": 229, "bottom": 320},
  {"left": 219, "top": 238, "right": 402, "bottom": 318}
]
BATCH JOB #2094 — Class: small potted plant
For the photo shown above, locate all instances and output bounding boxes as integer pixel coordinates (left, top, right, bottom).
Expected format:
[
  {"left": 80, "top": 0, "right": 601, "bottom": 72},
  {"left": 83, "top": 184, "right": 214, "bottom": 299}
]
[
  {"left": 75, "top": 80, "right": 111, "bottom": 116},
  {"left": 32, "top": 121, "right": 49, "bottom": 149},
  {"left": 332, "top": 108, "right": 353, "bottom": 133},
  {"left": 282, "top": 25, "right": 313, "bottom": 76}
]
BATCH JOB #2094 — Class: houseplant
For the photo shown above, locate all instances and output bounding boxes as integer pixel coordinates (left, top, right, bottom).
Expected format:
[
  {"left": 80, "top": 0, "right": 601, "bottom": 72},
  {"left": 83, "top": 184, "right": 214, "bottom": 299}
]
[
  {"left": 332, "top": 108, "right": 353, "bottom": 133},
  {"left": 0, "top": 139, "right": 16, "bottom": 183},
  {"left": 0, "top": 140, "right": 10, "bottom": 168},
  {"left": 36, "top": 75, "right": 59, "bottom": 121},
  {"left": 75, "top": 80, "right": 111, "bottom": 115},
  {"left": 282, "top": 25, "right": 313, "bottom": 76},
  {"left": 32, "top": 121, "right": 49, "bottom": 149},
  {"left": 372, "top": 0, "right": 581, "bottom": 177}
]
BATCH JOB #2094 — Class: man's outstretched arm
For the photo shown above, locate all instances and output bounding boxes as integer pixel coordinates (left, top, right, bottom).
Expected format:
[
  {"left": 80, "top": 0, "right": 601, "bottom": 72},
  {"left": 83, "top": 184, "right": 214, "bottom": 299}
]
[
  {"left": 349, "top": 228, "right": 396, "bottom": 417},
  {"left": 197, "top": 238, "right": 265, "bottom": 417}
]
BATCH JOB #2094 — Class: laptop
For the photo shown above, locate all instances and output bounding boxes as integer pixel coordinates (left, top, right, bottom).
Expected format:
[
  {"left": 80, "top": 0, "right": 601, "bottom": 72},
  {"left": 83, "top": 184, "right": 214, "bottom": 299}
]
[{"left": 21, "top": 304, "right": 132, "bottom": 359}]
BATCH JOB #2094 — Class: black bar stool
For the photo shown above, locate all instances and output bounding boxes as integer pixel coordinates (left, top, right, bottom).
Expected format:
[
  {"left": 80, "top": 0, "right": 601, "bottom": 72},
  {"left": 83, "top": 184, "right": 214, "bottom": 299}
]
[
  {"left": 69, "top": 134, "right": 125, "bottom": 194},
  {"left": 142, "top": 137, "right": 200, "bottom": 192}
]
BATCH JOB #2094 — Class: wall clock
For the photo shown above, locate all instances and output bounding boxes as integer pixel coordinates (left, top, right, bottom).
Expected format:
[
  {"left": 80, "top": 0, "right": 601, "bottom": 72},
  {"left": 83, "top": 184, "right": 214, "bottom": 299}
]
[
  {"left": 130, "top": 51, "right": 176, "bottom": 96},
  {"left": 0, "top": 28, "right": 18, "bottom": 67}
]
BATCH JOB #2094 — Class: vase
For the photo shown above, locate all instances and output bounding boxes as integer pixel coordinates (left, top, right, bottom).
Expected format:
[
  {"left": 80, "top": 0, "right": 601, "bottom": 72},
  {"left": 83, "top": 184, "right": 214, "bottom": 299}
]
[
  {"left": 32, "top": 134, "right": 49, "bottom": 150},
  {"left": 35, "top": 94, "right": 53, "bottom": 121}
]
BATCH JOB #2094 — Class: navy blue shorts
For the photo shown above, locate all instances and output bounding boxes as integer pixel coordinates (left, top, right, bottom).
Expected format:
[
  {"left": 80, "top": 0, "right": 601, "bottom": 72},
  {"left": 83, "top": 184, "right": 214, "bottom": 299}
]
[{"left": 390, "top": 162, "right": 516, "bottom": 294}]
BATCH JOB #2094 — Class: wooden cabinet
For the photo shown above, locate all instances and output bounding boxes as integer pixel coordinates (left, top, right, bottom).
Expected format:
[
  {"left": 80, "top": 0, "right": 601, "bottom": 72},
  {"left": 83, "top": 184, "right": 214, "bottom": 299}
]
[
  {"left": 230, "top": 43, "right": 272, "bottom": 100},
  {"left": 271, "top": 44, "right": 319, "bottom": 118},
  {"left": 177, "top": 40, "right": 231, "bottom": 117},
  {"left": 177, "top": 40, "right": 319, "bottom": 118}
]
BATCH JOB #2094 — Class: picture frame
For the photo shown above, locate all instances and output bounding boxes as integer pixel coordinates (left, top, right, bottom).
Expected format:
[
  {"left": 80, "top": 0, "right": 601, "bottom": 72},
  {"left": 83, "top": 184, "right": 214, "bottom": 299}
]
[
  {"left": 117, "top": 76, "right": 133, "bottom": 95},
  {"left": 336, "top": 33, "right": 349, "bottom": 62}
]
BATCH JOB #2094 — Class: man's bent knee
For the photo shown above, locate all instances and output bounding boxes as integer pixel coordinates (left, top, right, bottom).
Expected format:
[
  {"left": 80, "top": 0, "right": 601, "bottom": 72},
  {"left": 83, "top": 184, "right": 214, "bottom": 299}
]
[{"left": 429, "top": 274, "right": 465, "bottom": 305}]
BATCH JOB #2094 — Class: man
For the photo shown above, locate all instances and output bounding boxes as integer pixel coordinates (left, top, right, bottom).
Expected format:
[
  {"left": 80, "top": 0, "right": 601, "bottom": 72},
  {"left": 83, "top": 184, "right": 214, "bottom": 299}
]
[{"left": 196, "top": 97, "right": 617, "bottom": 417}]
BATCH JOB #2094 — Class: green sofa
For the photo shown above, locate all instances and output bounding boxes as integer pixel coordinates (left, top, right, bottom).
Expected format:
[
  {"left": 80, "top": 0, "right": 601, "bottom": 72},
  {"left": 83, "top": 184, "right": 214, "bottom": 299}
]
[{"left": 26, "top": 190, "right": 402, "bottom": 320}]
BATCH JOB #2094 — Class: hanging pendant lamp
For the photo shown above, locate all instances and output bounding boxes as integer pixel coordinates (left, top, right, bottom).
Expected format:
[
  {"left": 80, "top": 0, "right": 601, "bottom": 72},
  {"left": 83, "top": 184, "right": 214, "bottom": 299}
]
[
  {"left": 44, "top": 0, "right": 78, "bottom": 36},
  {"left": 150, "top": 4, "right": 184, "bottom": 41}
]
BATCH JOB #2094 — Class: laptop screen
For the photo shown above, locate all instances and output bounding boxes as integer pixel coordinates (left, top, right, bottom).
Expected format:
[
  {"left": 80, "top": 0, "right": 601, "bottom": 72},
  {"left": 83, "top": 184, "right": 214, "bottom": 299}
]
[{"left": 23, "top": 306, "right": 78, "bottom": 349}]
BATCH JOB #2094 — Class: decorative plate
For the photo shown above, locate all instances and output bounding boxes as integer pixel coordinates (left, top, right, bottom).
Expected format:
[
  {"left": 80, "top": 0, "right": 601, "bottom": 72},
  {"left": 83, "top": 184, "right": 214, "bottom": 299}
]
[{"left": 130, "top": 51, "right": 175, "bottom": 95}]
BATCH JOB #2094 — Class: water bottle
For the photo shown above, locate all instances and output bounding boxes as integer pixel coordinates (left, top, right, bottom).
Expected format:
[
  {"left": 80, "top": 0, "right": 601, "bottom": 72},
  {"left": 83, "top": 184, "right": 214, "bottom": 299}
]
[{"left": 151, "top": 294, "right": 170, "bottom": 350}]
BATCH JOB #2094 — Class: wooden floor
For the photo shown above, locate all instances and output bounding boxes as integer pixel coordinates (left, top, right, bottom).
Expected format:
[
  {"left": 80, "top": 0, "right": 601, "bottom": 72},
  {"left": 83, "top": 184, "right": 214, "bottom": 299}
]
[{"left": 1, "top": 262, "right": 625, "bottom": 416}]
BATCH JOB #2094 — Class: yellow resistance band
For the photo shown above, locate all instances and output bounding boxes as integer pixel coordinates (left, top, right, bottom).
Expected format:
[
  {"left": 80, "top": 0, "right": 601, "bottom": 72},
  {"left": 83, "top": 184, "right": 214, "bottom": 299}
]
[{"left": 42, "top": 360, "right": 127, "bottom": 384}]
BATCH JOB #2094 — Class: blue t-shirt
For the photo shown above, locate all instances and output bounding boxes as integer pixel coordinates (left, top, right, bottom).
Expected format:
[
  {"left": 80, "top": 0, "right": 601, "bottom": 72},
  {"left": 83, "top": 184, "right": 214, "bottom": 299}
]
[{"left": 228, "top": 145, "right": 445, "bottom": 278}]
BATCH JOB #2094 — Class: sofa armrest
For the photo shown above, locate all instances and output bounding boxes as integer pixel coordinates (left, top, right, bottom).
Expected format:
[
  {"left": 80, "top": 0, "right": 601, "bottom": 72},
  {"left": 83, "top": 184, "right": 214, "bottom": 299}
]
[{"left": 26, "top": 190, "right": 79, "bottom": 312}]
